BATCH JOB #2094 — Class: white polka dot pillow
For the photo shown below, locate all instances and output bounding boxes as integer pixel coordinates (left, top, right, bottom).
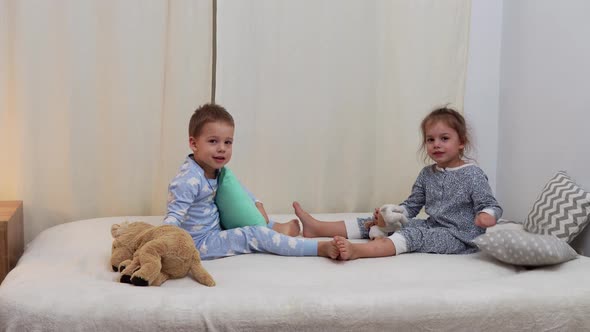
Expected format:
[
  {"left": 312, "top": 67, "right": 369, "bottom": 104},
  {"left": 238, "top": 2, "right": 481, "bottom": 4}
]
[
  {"left": 473, "top": 230, "right": 577, "bottom": 266},
  {"left": 524, "top": 171, "right": 590, "bottom": 243}
]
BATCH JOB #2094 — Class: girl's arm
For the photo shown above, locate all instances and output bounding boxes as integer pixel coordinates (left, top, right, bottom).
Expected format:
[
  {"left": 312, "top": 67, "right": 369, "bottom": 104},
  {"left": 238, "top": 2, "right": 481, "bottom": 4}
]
[
  {"left": 471, "top": 168, "right": 503, "bottom": 226},
  {"left": 475, "top": 212, "right": 497, "bottom": 228},
  {"left": 399, "top": 169, "right": 427, "bottom": 218}
]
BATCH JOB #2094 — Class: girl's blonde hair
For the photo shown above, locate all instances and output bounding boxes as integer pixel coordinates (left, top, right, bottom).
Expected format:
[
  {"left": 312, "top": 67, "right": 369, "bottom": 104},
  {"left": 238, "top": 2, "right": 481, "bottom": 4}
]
[{"left": 418, "top": 106, "right": 473, "bottom": 164}]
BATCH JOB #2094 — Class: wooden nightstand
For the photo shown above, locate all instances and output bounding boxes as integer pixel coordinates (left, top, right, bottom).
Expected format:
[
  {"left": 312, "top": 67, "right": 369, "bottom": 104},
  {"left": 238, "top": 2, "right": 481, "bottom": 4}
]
[{"left": 1, "top": 201, "right": 24, "bottom": 284}]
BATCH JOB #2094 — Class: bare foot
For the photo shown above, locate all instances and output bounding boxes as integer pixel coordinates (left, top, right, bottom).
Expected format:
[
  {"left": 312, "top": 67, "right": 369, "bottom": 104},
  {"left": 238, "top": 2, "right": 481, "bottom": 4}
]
[
  {"left": 293, "top": 201, "right": 323, "bottom": 237},
  {"left": 334, "top": 236, "right": 357, "bottom": 260},
  {"left": 318, "top": 240, "right": 340, "bottom": 259},
  {"left": 272, "top": 219, "right": 301, "bottom": 237}
]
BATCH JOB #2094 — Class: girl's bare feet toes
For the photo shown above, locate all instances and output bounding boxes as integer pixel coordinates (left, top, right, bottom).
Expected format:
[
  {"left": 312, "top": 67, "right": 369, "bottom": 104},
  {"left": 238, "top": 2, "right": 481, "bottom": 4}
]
[{"left": 334, "top": 236, "right": 355, "bottom": 260}]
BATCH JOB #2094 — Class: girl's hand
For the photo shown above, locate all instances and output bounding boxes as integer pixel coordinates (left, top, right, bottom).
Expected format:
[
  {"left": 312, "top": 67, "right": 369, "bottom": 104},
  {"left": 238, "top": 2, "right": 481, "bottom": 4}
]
[
  {"left": 375, "top": 213, "right": 386, "bottom": 227},
  {"left": 373, "top": 207, "right": 380, "bottom": 221},
  {"left": 364, "top": 220, "right": 376, "bottom": 229},
  {"left": 475, "top": 212, "right": 496, "bottom": 228}
]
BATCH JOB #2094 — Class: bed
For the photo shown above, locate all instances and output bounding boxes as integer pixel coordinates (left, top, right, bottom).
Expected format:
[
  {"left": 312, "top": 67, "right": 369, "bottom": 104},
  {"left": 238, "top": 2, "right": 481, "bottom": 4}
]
[{"left": 1, "top": 213, "right": 590, "bottom": 331}]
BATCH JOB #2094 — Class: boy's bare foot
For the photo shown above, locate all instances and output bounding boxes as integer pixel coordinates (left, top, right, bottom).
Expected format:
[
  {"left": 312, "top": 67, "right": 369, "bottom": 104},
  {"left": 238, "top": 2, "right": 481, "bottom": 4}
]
[
  {"left": 293, "top": 201, "right": 325, "bottom": 237},
  {"left": 334, "top": 236, "right": 357, "bottom": 260},
  {"left": 318, "top": 240, "right": 340, "bottom": 259},
  {"left": 272, "top": 219, "right": 301, "bottom": 237}
]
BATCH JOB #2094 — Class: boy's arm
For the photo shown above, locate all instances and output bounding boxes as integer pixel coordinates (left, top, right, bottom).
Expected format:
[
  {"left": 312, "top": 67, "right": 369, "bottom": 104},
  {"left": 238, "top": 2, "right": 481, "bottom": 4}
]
[
  {"left": 241, "top": 182, "right": 269, "bottom": 223},
  {"left": 163, "top": 179, "right": 198, "bottom": 227},
  {"left": 255, "top": 201, "right": 270, "bottom": 223}
]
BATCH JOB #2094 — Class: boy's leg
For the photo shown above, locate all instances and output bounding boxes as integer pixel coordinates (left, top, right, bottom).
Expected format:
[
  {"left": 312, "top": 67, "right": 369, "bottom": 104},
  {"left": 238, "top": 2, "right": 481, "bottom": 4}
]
[
  {"left": 293, "top": 201, "right": 349, "bottom": 238},
  {"left": 197, "top": 227, "right": 338, "bottom": 259},
  {"left": 257, "top": 202, "right": 301, "bottom": 237},
  {"left": 334, "top": 236, "right": 396, "bottom": 260},
  {"left": 269, "top": 218, "right": 301, "bottom": 237}
]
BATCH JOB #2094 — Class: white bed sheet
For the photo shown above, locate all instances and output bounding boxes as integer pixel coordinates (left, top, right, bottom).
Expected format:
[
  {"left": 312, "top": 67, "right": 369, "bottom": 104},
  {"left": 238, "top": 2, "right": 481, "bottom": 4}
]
[{"left": 1, "top": 214, "right": 590, "bottom": 331}]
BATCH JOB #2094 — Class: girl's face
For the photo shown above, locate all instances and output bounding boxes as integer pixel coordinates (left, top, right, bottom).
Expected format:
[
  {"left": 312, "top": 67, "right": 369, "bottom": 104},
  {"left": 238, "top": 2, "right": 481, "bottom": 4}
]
[
  {"left": 189, "top": 121, "right": 234, "bottom": 178},
  {"left": 424, "top": 121, "right": 465, "bottom": 169}
]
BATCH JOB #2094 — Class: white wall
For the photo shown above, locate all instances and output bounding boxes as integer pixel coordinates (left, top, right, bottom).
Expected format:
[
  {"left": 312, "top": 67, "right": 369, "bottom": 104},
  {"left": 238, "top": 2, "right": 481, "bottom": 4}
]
[
  {"left": 497, "top": 0, "right": 590, "bottom": 253},
  {"left": 465, "top": 0, "right": 590, "bottom": 254},
  {"left": 497, "top": 0, "right": 590, "bottom": 218},
  {"left": 464, "top": 0, "right": 503, "bottom": 192}
]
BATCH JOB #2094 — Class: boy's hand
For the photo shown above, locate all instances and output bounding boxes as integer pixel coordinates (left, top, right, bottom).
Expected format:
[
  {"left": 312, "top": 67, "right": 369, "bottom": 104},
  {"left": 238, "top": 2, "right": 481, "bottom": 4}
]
[
  {"left": 255, "top": 201, "right": 270, "bottom": 223},
  {"left": 475, "top": 212, "right": 496, "bottom": 228}
]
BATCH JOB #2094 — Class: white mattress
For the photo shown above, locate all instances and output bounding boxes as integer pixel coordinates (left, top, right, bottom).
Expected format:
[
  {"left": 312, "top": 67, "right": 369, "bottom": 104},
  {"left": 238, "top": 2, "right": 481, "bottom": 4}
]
[{"left": 1, "top": 214, "right": 590, "bottom": 331}]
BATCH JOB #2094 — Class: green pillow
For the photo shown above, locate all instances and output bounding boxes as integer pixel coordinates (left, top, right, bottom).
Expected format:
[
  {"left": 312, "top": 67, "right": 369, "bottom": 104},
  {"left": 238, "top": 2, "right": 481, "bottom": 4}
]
[{"left": 215, "top": 167, "right": 267, "bottom": 229}]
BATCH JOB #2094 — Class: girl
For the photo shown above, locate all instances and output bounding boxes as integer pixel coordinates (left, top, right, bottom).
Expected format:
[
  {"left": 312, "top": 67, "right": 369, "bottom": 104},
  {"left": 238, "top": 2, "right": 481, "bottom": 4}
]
[
  {"left": 164, "top": 103, "right": 339, "bottom": 260},
  {"left": 294, "top": 107, "right": 502, "bottom": 260}
]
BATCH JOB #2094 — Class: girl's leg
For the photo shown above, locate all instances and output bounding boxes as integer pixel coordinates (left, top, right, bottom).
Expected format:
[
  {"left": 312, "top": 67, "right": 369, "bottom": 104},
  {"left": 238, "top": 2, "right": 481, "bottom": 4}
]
[
  {"left": 400, "top": 226, "right": 473, "bottom": 254},
  {"left": 334, "top": 236, "right": 396, "bottom": 260},
  {"left": 293, "top": 201, "right": 348, "bottom": 237}
]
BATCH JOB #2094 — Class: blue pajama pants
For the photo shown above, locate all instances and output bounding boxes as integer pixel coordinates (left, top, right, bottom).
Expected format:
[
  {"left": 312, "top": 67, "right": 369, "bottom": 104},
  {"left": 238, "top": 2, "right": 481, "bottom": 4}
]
[{"left": 194, "top": 224, "right": 318, "bottom": 260}]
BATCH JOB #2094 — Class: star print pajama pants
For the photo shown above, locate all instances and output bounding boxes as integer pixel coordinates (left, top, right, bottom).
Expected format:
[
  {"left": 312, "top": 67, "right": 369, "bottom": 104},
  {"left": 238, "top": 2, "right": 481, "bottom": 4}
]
[{"left": 194, "top": 225, "right": 318, "bottom": 260}]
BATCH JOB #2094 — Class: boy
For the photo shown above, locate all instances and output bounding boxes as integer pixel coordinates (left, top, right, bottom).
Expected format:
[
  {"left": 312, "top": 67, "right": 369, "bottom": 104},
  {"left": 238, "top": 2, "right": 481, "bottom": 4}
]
[{"left": 163, "top": 103, "right": 338, "bottom": 260}]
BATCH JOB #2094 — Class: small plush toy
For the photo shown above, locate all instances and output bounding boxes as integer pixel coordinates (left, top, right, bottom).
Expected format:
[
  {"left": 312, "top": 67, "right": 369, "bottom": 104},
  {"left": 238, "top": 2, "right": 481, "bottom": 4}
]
[
  {"left": 368, "top": 204, "right": 409, "bottom": 240},
  {"left": 110, "top": 221, "right": 215, "bottom": 287}
]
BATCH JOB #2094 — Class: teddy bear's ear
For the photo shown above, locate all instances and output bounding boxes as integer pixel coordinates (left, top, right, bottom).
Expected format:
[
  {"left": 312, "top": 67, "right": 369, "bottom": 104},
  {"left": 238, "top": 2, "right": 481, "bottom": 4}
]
[
  {"left": 111, "top": 221, "right": 132, "bottom": 238},
  {"left": 111, "top": 224, "right": 121, "bottom": 238}
]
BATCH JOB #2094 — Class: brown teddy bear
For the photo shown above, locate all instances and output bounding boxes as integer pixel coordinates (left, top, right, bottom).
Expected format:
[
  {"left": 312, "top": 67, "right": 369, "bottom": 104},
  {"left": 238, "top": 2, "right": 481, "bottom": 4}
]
[{"left": 110, "top": 221, "right": 215, "bottom": 287}]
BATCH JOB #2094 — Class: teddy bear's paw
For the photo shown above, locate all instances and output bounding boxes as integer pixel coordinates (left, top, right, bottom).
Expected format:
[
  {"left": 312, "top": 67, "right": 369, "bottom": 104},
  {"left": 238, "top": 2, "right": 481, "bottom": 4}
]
[
  {"left": 380, "top": 204, "right": 403, "bottom": 216},
  {"left": 380, "top": 205, "right": 408, "bottom": 227},
  {"left": 388, "top": 213, "right": 406, "bottom": 224},
  {"left": 131, "top": 276, "right": 149, "bottom": 286},
  {"left": 120, "top": 274, "right": 132, "bottom": 284},
  {"left": 368, "top": 225, "right": 387, "bottom": 240},
  {"left": 198, "top": 275, "right": 216, "bottom": 287}
]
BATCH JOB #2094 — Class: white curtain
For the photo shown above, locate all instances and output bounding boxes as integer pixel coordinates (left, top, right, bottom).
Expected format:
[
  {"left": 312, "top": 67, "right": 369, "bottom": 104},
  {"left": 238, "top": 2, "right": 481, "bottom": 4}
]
[
  {"left": 216, "top": 0, "right": 471, "bottom": 214},
  {"left": 0, "top": 0, "right": 213, "bottom": 243}
]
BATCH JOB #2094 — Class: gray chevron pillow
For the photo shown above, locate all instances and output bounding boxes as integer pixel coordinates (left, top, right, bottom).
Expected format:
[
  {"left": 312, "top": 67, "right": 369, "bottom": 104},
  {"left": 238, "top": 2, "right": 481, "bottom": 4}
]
[{"left": 524, "top": 171, "right": 590, "bottom": 243}]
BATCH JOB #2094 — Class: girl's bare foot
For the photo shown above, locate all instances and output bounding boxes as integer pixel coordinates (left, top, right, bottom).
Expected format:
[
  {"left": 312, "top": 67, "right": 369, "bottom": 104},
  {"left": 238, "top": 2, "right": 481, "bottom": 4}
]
[
  {"left": 334, "top": 236, "right": 357, "bottom": 260},
  {"left": 318, "top": 240, "right": 340, "bottom": 259},
  {"left": 272, "top": 219, "right": 301, "bottom": 237}
]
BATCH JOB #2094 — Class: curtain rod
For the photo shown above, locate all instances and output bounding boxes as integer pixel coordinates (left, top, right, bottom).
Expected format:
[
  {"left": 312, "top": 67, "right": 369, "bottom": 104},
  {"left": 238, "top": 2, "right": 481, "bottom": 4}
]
[{"left": 211, "top": 0, "right": 217, "bottom": 104}]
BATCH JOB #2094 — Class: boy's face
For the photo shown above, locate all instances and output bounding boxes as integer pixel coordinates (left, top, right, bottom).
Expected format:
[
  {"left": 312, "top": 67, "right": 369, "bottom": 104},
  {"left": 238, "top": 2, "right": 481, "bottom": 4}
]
[{"left": 189, "top": 121, "right": 234, "bottom": 178}]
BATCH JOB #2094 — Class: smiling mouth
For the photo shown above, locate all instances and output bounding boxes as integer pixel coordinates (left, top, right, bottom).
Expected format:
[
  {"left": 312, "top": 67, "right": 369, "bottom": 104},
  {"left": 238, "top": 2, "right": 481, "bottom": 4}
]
[{"left": 213, "top": 157, "right": 225, "bottom": 162}]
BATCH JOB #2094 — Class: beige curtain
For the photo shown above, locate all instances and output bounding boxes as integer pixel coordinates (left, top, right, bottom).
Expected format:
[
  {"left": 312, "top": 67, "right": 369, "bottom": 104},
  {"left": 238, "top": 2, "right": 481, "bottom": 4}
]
[
  {"left": 0, "top": 0, "right": 213, "bottom": 243},
  {"left": 216, "top": 0, "right": 471, "bottom": 214}
]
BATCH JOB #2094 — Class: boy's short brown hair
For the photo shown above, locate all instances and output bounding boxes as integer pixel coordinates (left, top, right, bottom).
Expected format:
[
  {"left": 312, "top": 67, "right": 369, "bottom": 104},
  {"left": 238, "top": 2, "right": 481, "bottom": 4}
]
[{"left": 189, "top": 103, "right": 234, "bottom": 137}]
